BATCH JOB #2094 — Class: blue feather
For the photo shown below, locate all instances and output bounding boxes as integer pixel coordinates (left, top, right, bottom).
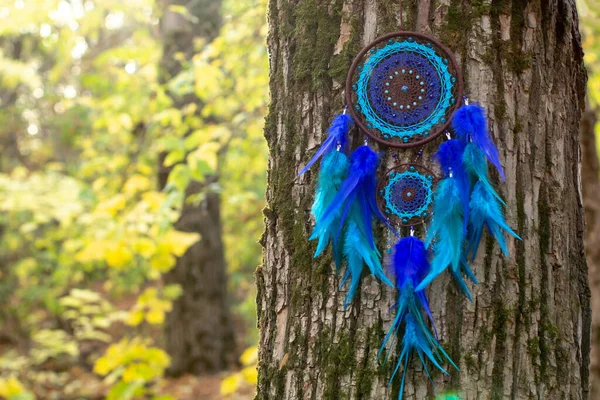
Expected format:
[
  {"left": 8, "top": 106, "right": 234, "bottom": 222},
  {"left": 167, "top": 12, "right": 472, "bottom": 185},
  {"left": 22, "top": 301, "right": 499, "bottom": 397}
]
[
  {"left": 388, "top": 237, "right": 436, "bottom": 330},
  {"left": 299, "top": 113, "right": 353, "bottom": 175},
  {"left": 383, "top": 314, "right": 457, "bottom": 400},
  {"left": 317, "top": 145, "right": 397, "bottom": 250},
  {"left": 377, "top": 237, "right": 457, "bottom": 400},
  {"left": 417, "top": 178, "right": 465, "bottom": 292},
  {"left": 462, "top": 143, "right": 505, "bottom": 205},
  {"left": 452, "top": 104, "right": 505, "bottom": 181},
  {"left": 436, "top": 139, "right": 466, "bottom": 175},
  {"left": 341, "top": 214, "right": 392, "bottom": 307},
  {"left": 449, "top": 256, "right": 478, "bottom": 302},
  {"left": 467, "top": 181, "right": 521, "bottom": 260},
  {"left": 436, "top": 140, "right": 470, "bottom": 229},
  {"left": 309, "top": 151, "right": 350, "bottom": 267}
]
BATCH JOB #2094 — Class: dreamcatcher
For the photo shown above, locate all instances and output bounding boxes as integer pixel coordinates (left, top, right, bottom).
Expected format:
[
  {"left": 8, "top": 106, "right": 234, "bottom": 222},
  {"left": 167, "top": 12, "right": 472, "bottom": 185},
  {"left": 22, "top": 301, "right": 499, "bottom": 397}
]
[{"left": 299, "top": 30, "right": 520, "bottom": 399}]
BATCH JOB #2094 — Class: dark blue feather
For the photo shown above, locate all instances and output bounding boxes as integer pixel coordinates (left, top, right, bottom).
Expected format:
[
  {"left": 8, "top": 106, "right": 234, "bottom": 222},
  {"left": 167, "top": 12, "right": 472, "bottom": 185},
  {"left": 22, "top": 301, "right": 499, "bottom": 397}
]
[
  {"left": 309, "top": 150, "right": 350, "bottom": 268},
  {"left": 467, "top": 181, "right": 521, "bottom": 260},
  {"left": 299, "top": 113, "right": 353, "bottom": 175},
  {"left": 388, "top": 237, "right": 436, "bottom": 330},
  {"left": 436, "top": 139, "right": 466, "bottom": 175},
  {"left": 452, "top": 104, "right": 505, "bottom": 181}
]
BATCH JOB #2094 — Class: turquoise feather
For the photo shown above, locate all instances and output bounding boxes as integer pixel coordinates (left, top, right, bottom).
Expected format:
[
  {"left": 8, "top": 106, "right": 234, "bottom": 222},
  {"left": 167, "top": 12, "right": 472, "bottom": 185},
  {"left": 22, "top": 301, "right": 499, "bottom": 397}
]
[
  {"left": 449, "top": 256, "right": 478, "bottom": 302},
  {"left": 462, "top": 143, "right": 505, "bottom": 205},
  {"left": 382, "top": 313, "right": 457, "bottom": 400},
  {"left": 467, "top": 181, "right": 521, "bottom": 260},
  {"left": 341, "top": 207, "right": 392, "bottom": 307},
  {"left": 309, "top": 150, "right": 350, "bottom": 267},
  {"left": 416, "top": 178, "right": 464, "bottom": 292}
]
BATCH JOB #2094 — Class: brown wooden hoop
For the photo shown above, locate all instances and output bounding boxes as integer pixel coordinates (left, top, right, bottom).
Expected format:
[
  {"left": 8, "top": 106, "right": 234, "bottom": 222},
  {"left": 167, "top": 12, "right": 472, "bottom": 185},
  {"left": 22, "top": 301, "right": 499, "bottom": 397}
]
[{"left": 345, "top": 31, "right": 464, "bottom": 149}]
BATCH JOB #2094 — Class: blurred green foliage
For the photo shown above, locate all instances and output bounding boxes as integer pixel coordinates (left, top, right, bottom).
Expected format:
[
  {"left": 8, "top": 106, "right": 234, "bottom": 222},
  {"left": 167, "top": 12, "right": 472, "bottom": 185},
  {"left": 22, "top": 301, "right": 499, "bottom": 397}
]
[{"left": 0, "top": 0, "right": 267, "bottom": 398}]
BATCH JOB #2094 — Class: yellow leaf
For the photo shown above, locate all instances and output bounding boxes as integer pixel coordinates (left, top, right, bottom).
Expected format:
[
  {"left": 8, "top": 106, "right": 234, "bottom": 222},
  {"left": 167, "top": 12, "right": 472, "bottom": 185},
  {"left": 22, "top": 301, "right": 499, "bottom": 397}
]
[
  {"left": 133, "top": 237, "right": 156, "bottom": 258},
  {"left": 241, "top": 366, "right": 258, "bottom": 384},
  {"left": 220, "top": 374, "right": 240, "bottom": 396},
  {"left": 150, "top": 253, "right": 176, "bottom": 272},
  {"left": 127, "top": 310, "right": 145, "bottom": 327},
  {"left": 164, "top": 230, "right": 200, "bottom": 257},
  {"left": 94, "top": 356, "right": 112, "bottom": 375},
  {"left": 146, "top": 309, "right": 165, "bottom": 325},
  {"left": 142, "top": 191, "right": 166, "bottom": 212},
  {"left": 239, "top": 346, "right": 258, "bottom": 366},
  {"left": 106, "top": 245, "right": 133, "bottom": 269},
  {"left": 76, "top": 240, "right": 109, "bottom": 263},
  {"left": 124, "top": 174, "right": 151, "bottom": 194},
  {"left": 164, "top": 149, "right": 185, "bottom": 167},
  {"left": 97, "top": 194, "right": 127, "bottom": 216}
]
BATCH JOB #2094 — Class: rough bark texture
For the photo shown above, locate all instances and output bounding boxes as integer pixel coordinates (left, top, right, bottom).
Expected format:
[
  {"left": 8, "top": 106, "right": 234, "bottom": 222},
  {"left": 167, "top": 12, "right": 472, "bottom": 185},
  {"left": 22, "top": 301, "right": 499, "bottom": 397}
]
[
  {"left": 257, "top": 1, "right": 590, "bottom": 399},
  {"left": 159, "top": 0, "right": 236, "bottom": 375},
  {"left": 580, "top": 105, "right": 600, "bottom": 398}
]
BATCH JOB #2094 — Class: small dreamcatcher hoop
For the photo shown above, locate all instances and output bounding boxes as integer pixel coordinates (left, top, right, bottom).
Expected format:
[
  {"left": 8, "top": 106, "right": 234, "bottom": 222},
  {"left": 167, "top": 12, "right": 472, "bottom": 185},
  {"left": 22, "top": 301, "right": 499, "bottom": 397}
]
[
  {"left": 378, "top": 163, "right": 437, "bottom": 226},
  {"left": 345, "top": 31, "right": 463, "bottom": 148}
]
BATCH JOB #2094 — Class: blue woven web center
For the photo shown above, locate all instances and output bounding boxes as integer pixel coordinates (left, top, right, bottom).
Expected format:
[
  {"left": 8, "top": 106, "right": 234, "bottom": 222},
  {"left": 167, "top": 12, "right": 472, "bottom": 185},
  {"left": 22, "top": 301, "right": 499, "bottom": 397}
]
[
  {"left": 368, "top": 52, "right": 441, "bottom": 126},
  {"left": 384, "top": 170, "right": 433, "bottom": 219},
  {"left": 355, "top": 40, "right": 455, "bottom": 140}
]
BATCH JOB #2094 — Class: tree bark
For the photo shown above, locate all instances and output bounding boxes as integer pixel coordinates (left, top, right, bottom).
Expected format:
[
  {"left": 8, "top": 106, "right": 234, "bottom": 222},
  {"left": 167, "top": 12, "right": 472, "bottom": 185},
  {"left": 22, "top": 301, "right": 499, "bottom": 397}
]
[
  {"left": 159, "top": 0, "right": 236, "bottom": 376},
  {"left": 257, "top": 1, "right": 590, "bottom": 399}
]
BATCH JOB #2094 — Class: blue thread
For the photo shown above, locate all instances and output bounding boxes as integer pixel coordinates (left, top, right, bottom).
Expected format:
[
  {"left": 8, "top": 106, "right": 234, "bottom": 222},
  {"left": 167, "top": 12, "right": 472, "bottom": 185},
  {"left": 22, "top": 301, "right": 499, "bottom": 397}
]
[
  {"left": 383, "top": 170, "right": 433, "bottom": 220},
  {"left": 355, "top": 40, "right": 455, "bottom": 139}
]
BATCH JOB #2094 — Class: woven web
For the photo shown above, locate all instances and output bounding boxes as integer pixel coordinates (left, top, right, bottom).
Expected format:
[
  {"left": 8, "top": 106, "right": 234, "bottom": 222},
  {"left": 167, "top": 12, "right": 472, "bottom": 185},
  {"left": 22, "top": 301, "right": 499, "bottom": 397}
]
[
  {"left": 383, "top": 170, "right": 433, "bottom": 220},
  {"left": 355, "top": 40, "right": 455, "bottom": 140}
]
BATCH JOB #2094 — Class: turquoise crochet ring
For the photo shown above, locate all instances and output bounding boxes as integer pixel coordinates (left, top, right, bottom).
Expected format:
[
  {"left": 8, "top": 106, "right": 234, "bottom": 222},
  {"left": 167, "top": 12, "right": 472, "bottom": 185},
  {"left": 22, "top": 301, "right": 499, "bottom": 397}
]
[
  {"left": 346, "top": 31, "right": 463, "bottom": 148},
  {"left": 378, "top": 163, "right": 437, "bottom": 226}
]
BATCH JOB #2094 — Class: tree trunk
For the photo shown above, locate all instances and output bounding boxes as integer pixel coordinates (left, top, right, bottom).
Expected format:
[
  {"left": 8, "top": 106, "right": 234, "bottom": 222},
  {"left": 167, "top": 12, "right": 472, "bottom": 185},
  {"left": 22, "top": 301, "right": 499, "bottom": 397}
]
[
  {"left": 257, "top": 1, "right": 590, "bottom": 399},
  {"left": 159, "top": 0, "right": 236, "bottom": 376},
  {"left": 580, "top": 104, "right": 600, "bottom": 397}
]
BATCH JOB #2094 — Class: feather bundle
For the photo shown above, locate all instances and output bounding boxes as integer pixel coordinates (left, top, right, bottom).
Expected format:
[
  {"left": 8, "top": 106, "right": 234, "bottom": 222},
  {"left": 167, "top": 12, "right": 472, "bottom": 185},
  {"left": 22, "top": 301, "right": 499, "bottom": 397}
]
[
  {"left": 391, "top": 315, "right": 457, "bottom": 400},
  {"left": 452, "top": 104, "right": 505, "bottom": 181},
  {"left": 309, "top": 150, "right": 350, "bottom": 267},
  {"left": 299, "top": 113, "right": 353, "bottom": 175},
  {"left": 416, "top": 177, "right": 465, "bottom": 292},
  {"left": 378, "top": 236, "right": 457, "bottom": 400},
  {"left": 318, "top": 145, "right": 396, "bottom": 250},
  {"left": 467, "top": 181, "right": 521, "bottom": 260},
  {"left": 313, "top": 145, "right": 395, "bottom": 306}
]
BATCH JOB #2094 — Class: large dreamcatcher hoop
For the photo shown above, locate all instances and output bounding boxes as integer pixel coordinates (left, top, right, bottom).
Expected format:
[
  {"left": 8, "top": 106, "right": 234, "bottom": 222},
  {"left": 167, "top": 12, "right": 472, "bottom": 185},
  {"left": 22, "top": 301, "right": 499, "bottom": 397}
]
[{"left": 345, "top": 31, "right": 463, "bottom": 148}]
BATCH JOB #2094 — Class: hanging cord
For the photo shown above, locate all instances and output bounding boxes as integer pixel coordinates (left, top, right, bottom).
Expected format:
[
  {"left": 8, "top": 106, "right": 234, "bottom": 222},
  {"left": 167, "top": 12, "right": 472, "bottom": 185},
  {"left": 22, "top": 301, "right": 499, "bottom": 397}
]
[{"left": 413, "top": 146, "right": 425, "bottom": 163}]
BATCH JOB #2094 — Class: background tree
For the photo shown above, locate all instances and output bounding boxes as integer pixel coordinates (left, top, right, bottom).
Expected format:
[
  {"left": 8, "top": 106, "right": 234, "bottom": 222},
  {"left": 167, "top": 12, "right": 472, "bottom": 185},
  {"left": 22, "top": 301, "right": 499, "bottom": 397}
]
[
  {"left": 158, "top": 0, "right": 236, "bottom": 376},
  {"left": 257, "top": 1, "right": 591, "bottom": 399}
]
